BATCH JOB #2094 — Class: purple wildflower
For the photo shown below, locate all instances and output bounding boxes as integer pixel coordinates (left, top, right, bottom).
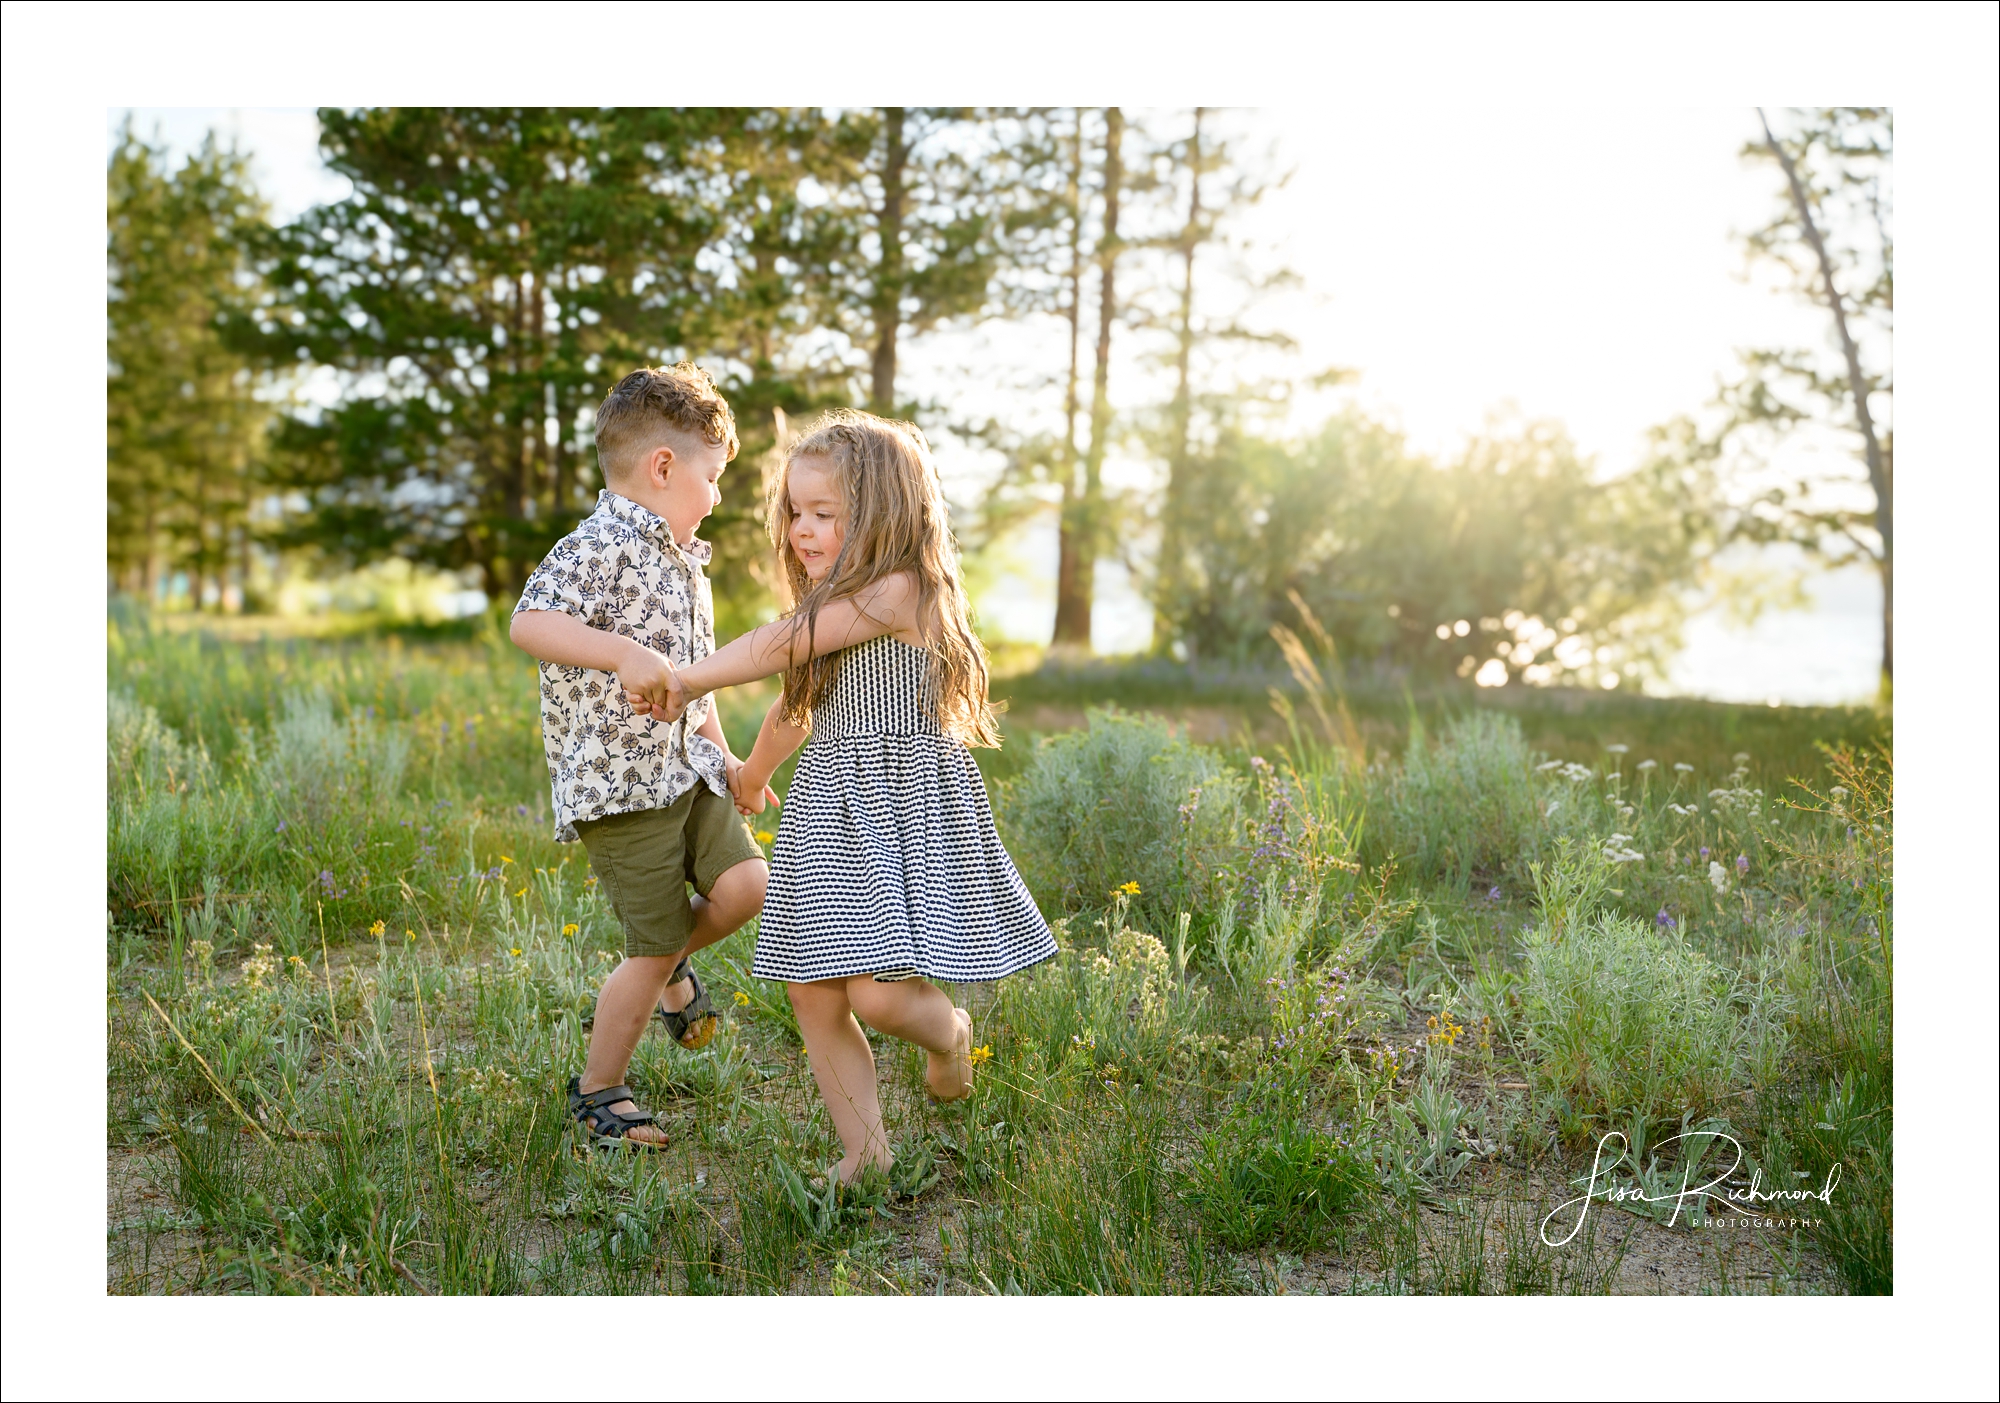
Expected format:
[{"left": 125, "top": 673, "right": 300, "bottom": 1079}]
[{"left": 1735, "top": 853, "right": 1750, "bottom": 875}]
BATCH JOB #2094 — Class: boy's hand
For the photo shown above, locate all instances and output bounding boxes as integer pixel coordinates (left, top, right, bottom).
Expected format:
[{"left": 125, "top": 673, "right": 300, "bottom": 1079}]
[{"left": 616, "top": 645, "right": 678, "bottom": 716}]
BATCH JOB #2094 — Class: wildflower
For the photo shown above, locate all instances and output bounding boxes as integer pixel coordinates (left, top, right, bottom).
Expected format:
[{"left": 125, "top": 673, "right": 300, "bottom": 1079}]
[
  {"left": 1733, "top": 752, "right": 1750, "bottom": 764},
  {"left": 509, "top": 947, "right": 522, "bottom": 957},
  {"left": 968, "top": 1045, "right": 993, "bottom": 1066},
  {"left": 406, "top": 929, "right": 417, "bottom": 940},
  {"left": 500, "top": 855, "right": 514, "bottom": 865},
  {"left": 1116, "top": 881, "right": 1141, "bottom": 896},
  {"left": 275, "top": 820, "right": 288, "bottom": 833},
  {"left": 239, "top": 943, "right": 277, "bottom": 991},
  {"left": 1708, "top": 862, "right": 1729, "bottom": 895},
  {"left": 1699, "top": 847, "right": 1710, "bottom": 859},
  {"left": 514, "top": 888, "right": 527, "bottom": 898},
  {"left": 733, "top": 990, "right": 751, "bottom": 1006},
  {"left": 1637, "top": 759, "right": 1657, "bottom": 771},
  {"left": 1487, "top": 886, "right": 1501, "bottom": 901},
  {"left": 1535, "top": 759, "right": 1565, "bottom": 772},
  {"left": 1830, "top": 786, "right": 1849, "bottom": 802},
  {"left": 1656, "top": 910, "right": 1676, "bottom": 929},
  {"left": 1607, "top": 744, "right": 1629, "bottom": 755},
  {"left": 369, "top": 920, "right": 386, "bottom": 937},
  {"left": 1674, "top": 763, "right": 1694, "bottom": 774},
  {"left": 1735, "top": 853, "right": 1749, "bottom": 875},
  {"left": 562, "top": 923, "right": 580, "bottom": 937},
  {"left": 755, "top": 830, "right": 775, "bottom": 843}
]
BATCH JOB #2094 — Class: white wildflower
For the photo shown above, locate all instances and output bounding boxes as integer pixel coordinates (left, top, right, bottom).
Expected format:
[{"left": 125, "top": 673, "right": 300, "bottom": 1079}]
[
  {"left": 1674, "top": 762, "right": 1694, "bottom": 774},
  {"left": 1708, "top": 861, "right": 1730, "bottom": 895},
  {"left": 1607, "top": 744, "right": 1629, "bottom": 755},
  {"left": 1637, "top": 759, "right": 1657, "bottom": 771}
]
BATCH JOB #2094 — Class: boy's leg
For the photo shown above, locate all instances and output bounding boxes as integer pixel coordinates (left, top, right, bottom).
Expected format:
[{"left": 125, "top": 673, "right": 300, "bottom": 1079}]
[
  {"left": 580, "top": 955, "right": 681, "bottom": 1145},
  {"left": 788, "top": 979, "right": 891, "bottom": 1179},
  {"left": 846, "top": 976, "right": 975, "bottom": 1101},
  {"left": 660, "top": 856, "right": 767, "bottom": 1015}
]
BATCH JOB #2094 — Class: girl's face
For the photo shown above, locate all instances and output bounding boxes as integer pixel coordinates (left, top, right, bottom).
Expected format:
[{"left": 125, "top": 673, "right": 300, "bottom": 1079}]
[{"left": 786, "top": 456, "right": 844, "bottom": 582}]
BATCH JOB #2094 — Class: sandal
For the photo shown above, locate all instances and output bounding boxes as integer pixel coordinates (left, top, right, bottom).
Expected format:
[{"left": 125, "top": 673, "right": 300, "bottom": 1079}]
[
  {"left": 655, "top": 956, "right": 719, "bottom": 1050},
  {"left": 567, "top": 1076, "right": 665, "bottom": 1149}
]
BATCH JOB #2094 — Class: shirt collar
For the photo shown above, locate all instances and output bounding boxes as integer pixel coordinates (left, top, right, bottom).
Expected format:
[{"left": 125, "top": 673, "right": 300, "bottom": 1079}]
[{"left": 597, "top": 490, "right": 710, "bottom": 564}]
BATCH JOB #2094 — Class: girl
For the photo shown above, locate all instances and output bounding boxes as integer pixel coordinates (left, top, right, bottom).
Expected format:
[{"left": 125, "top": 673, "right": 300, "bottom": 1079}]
[{"left": 635, "top": 409, "right": 1056, "bottom": 1184}]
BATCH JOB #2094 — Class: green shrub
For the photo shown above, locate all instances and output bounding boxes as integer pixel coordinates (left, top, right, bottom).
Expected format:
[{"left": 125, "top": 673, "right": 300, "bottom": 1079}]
[
  {"left": 1000, "top": 707, "right": 1244, "bottom": 922},
  {"left": 1375, "top": 711, "right": 1544, "bottom": 888},
  {"left": 1519, "top": 847, "right": 1780, "bottom": 1136},
  {"left": 1181, "top": 1126, "right": 1373, "bottom": 1250}
]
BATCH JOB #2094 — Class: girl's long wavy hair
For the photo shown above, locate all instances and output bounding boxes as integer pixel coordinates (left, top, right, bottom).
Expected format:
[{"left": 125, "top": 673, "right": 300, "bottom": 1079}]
[{"left": 769, "top": 409, "right": 1001, "bottom": 747}]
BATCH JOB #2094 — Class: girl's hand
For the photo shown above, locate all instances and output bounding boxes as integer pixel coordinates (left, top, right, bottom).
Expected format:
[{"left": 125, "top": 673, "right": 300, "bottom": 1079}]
[{"left": 730, "top": 762, "right": 779, "bottom": 816}]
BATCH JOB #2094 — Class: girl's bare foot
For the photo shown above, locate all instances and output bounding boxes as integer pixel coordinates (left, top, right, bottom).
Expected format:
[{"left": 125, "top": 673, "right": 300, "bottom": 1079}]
[
  {"left": 926, "top": 1007, "right": 975, "bottom": 1101},
  {"left": 830, "top": 1149, "right": 892, "bottom": 1186}
]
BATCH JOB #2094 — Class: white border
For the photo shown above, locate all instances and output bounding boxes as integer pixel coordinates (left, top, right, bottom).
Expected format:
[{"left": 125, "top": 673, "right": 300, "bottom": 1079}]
[{"left": 5, "top": 3, "right": 1995, "bottom": 1399}]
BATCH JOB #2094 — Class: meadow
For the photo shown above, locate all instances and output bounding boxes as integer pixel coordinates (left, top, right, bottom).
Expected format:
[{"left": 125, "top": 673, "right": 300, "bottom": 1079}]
[{"left": 105, "top": 606, "right": 1892, "bottom": 1295}]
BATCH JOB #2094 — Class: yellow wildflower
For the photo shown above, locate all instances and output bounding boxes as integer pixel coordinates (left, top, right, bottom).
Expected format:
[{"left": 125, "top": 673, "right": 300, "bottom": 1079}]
[
  {"left": 1116, "top": 881, "right": 1141, "bottom": 896},
  {"left": 968, "top": 1045, "right": 993, "bottom": 1066},
  {"left": 514, "top": 887, "right": 527, "bottom": 898},
  {"left": 500, "top": 855, "right": 514, "bottom": 864},
  {"left": 369, "top": 920, "right": 386, "bottom": 937},
  {"left": 562, "top": 923, "right": 580, "bottom": 937},
  {"left": 732, "top": 990, "right": 752, "bottom": 1007},
  {"left": 405, "top": 929, "right": 417, "bottom": 941},
  {"left": 755, "top": 830, "right": 775, "bottom": 844},
  {"left": 509, "top": 948, "right": 522, "bottom": 957}
]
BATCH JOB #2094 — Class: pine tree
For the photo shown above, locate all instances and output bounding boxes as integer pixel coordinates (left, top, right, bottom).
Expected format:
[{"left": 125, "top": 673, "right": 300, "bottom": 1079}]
[
  {"left": 107, "top": 122, "right": 271, "bottom": 607},
  {"left": 1051, "top": 107, "right": 1124, "bottom": 653}
]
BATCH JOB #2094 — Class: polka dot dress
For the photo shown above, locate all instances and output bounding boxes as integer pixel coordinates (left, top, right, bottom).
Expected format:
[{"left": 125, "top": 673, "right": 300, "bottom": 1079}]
[{"left": 752, "top": 635, "right": 1057, "bottom": 985}]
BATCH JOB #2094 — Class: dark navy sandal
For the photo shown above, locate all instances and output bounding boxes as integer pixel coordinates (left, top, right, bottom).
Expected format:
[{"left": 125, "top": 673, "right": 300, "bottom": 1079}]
[
  {"left": 567, "top": 1076, "right": 666, "bottom": 1149},
  {"left": 655, "top": 956, "right": 719, "bottom": 1050}
]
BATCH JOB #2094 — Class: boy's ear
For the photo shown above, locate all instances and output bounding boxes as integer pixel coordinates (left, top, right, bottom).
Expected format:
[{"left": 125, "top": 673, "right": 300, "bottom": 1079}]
[{"left": 647, "top": 442, "right": 677, "bottom": 486}]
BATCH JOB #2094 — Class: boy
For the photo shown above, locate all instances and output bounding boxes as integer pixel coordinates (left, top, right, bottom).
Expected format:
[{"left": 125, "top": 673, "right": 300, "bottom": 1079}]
[{"left": 510, "top": 363, "right": 767, "bottom": 1147}]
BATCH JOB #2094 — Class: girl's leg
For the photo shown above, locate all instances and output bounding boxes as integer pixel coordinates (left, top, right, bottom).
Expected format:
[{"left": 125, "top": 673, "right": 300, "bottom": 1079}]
[
  {"left": 787, "top": 980, "right": 891, "bottom": 1179},
  {"left": 844, "top": 977, "right": 975, "bottom": 1101}
]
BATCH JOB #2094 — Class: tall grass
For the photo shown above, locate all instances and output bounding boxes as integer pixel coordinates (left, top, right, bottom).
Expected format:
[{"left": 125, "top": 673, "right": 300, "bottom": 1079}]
[{"left": 107, "top": 613, "right": 1891, "bottom": 1295}]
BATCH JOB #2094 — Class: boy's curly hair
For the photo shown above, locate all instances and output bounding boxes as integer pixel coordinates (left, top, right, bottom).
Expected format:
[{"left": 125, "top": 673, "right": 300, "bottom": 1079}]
[{"left": 594, "top": 362, "right": 739, "bottom": 480}]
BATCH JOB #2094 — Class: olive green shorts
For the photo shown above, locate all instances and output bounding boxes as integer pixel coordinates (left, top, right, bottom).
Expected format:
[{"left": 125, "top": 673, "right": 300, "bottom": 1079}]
[{"left": 573, "top": 786, "right": 766, "bottom": 960}]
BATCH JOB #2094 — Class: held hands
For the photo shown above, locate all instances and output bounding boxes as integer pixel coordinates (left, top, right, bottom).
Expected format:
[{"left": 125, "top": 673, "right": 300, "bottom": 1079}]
[
  {"left": 622, "top": 655, "right": 693, "bottom": 723},
  {"left": 616, "top": 645, "right": 681, "bottom": 719},
  {"left": 725, "top": 756, "right": 779, "bottom": 817}
]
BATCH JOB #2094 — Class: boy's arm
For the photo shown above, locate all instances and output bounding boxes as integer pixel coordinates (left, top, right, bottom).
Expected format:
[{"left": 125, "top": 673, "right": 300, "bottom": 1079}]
[
  {"left": 733, "top": 698, "right": 807, "bottom": 815},
  {"left": 509, "top": 608, "right": 676, "bottom": 708}
]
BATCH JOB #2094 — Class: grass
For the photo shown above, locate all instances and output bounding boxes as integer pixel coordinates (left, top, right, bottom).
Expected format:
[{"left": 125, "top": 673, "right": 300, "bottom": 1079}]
[{"left": 106, "top": 607, "right": 1891, "bottom": 1295}]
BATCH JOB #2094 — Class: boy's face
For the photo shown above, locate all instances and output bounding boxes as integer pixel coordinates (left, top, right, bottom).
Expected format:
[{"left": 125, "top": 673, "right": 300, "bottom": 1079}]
[
  {"left": 615, "top": 434, "right": 727, "bottom": 545},
  {"left": 786, "top": 457, "right": 844, "bottom": 583}
]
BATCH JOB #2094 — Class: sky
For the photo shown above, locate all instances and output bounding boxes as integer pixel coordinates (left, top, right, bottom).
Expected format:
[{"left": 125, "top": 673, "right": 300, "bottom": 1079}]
[{"left": 108, "top": 106, "right": 1884, "bottom": 704}]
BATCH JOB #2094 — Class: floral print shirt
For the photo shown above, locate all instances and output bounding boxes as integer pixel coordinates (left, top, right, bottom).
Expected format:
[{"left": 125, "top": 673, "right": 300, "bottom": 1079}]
[{"left": 514, "top": 490, "right": 729, "bottom": 842}]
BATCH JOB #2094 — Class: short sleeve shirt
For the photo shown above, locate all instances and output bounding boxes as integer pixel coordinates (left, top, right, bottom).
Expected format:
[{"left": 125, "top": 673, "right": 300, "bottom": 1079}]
[{"left": 514, "top": 490, "right": 730, "bottom": 842}]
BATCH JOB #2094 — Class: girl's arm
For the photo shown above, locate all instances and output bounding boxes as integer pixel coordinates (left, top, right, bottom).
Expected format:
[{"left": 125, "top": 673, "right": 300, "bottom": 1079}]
[
  {"left": 672, "top": 574, "right": 921, "bottom": 707},
  {"left": 732, "top": 698, "right": 808, "bottom": 815}
]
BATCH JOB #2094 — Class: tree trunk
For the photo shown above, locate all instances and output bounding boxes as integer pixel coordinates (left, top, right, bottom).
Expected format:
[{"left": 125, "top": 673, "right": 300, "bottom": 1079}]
[
  {"left": 870, "top": 107, "right": 907, "bottom": 415},
  {"left": 1053, "top": 108, "right": 1122, "bottom": 652},
  {"left": 513, "top": 273, "right": 533, "bottom": 521},
  {"left": 1153, "top": 107, "right": 1204, "bottom": 655},
  {"left": 1053, "top": 109, "right": 1089, "bottom": 651},
  {"left": 1758, "top": 109, "right": 1892, "bottom": 687}
]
